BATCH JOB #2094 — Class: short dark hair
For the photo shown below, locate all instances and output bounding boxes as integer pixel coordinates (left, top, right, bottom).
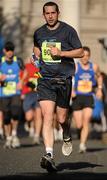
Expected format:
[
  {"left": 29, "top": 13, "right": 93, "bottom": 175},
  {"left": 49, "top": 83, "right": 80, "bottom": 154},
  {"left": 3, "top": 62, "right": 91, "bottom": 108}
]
[
  {"left": 83, "top": 46, "right": 90, "bottom": 54},
  {"left": 4, "top": 41, "right": 15, "bottom": 51},
  {"left": 43, "top": 1, "right": 59, "bottom": 13}
]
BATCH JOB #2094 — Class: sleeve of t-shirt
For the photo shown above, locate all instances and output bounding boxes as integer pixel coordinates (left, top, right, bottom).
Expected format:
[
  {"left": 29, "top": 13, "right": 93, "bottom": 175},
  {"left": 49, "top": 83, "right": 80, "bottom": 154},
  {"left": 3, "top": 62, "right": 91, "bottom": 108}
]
[
  {"left": 69, "top": 27, "right": 82, "bottom": 49},
  {"left": 17, "top": 57, "right": 25, "bottom": 70}
]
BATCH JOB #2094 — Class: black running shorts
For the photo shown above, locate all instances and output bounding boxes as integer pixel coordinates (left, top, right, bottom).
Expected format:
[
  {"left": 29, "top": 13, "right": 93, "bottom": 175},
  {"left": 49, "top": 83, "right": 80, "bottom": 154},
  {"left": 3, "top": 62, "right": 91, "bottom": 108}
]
[
  {"left": 72, "top": 94, "right": 94, "bottom": 111},
  {"left": 37, "top": 77, "right": 72, "bottom": 108}
]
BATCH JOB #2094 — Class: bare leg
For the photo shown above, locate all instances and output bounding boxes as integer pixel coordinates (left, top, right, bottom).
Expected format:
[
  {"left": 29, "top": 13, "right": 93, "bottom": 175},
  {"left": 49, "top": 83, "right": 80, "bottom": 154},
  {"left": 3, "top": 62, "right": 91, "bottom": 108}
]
[
  {"left": 25, "top": 109, "right": 34, "bottom": 137},
  {"left": 11, "top": 119, "right": 19, "bottom": 137},
  {"left": 40, "top": 100, "right": 55, "bottom": 156},
  {"left": 73, "top": 108, "right": 92, "bottom": 152},
  {"left": 4, "top": 123, "right": 12, "bottom": 138},
  {"left": 80, "top": 108, "right": 92, "bottom": 145},
  {"left": 56, "top": 107, "right": 73, "bottom": 156}
]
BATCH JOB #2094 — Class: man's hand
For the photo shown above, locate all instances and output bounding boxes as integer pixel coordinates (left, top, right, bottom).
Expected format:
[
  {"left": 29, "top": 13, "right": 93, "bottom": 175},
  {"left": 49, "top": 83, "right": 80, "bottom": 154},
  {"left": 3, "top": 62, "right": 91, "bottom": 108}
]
[
  {"left": 30, "top": 56, "right": 35, "bottom": 66},
  {"left": 50, "top": 47, "right": 61, "bottom": 58},
  {"left": 17, "top": 81, "right": 23, "bottom": 90},
  {"left": 0, "top": 74, "right": 6, "bottom": 81},
  {"left": 30, "top": 53, "right": 40, "bottom": 67},
  {"left": 96, "top": 88, "right": 103, "bottom": 100}
]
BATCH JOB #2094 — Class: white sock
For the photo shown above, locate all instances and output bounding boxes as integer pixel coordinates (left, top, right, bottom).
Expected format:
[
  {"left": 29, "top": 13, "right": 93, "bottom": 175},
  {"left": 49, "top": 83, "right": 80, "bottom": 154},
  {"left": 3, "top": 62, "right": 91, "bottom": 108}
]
[
  {"left": 12, "top": 129, "right": 17, "bottom": 137},
  {"left": 80, "top": 143, "right": 86, "bottom": 149},
  {"left": 46, "top": 147, "right": 53, "bottom": 158},
  {"left": 29, "top": 127, "right": 34, "bottom": 133},
  {"left": 34, "top": 133, "right": 39, "bottom": 137},
  {"left": 6, "top": 136, "right": 12, "bottom": 141}
]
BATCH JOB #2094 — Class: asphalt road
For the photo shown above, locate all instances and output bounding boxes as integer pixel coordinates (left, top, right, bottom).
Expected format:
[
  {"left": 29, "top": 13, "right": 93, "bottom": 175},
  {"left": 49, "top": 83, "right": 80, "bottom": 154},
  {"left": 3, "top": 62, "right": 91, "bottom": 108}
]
[{"left": 0, "top": 124, "right": 107, "bottom": 180}]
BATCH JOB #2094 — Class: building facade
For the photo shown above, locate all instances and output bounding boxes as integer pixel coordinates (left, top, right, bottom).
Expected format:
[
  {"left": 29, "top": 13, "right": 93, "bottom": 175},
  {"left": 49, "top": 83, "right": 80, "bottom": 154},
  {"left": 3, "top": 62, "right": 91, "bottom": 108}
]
[{"left": 80, "top": 0, "right": 107, "bottom": 72}]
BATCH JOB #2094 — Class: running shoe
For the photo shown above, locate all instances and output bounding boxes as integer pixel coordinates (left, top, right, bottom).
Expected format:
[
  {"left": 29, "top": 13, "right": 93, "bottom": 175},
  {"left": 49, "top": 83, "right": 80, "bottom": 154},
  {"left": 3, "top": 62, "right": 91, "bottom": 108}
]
[
  {"left": 11, "top": 136, "right": 21, "bottom": 148},
  {"left": 29, "top": 127, "right": 35, "bottom": 137},
  {"left": 24, "top": 122, "right": 30, "bottom": 132},
  {"left": 40, "top": 153, "right": 57, "bottom": 172},
  {"left": 4, "top": 138, "right": 12, "bottom": 149},
  {"left": 32, "top": 136, "right": 40, "bottom": 145},
  {"left": 79, "top": 143, "right": 86, "bottom": 153},
  {"left": 62, "top": 137, "right": 73, "bottom": 156}
]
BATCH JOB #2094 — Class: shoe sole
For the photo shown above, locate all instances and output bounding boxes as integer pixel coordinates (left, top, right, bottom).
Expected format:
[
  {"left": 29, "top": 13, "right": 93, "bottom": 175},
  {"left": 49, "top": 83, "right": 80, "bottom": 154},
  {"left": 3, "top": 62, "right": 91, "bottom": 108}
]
[
  {"left": 79, "top": 149, "right": 86, "bottom": 153},
  {"left": 40, "top": 156, "right": 57, "bottom": 172},
  {"left": 3, "top": 145, "right": 12, "bottom": 149},
  {"left": 62, "top": 144, "right": 73, "bottom": 156},
  {"left": 11, "top": 145, "right": 20, "bottom": 148}
]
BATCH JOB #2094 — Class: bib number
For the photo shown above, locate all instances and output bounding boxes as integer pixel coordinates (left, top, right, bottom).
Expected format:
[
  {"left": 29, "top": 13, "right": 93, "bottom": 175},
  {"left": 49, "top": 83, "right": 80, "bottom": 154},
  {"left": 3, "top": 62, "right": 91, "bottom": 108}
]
[
  {"left": 3, "top": 82, "right": 16, "bottom": 95},
  {"left": 77, "top": 80, "right": 92, "bottom": 93},
  {"left": 42, "top": 42, "right": 61, "bottom": 63}
]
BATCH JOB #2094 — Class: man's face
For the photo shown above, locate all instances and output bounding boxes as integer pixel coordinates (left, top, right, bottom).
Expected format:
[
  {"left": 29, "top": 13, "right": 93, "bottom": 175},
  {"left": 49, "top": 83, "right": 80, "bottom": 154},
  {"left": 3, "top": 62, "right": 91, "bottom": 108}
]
[
  {"left": 43, "top": 5, "right": 59, "bottom": 28},
  {"left": 4, "top": 49, "right": 14, "bottom": 59}
]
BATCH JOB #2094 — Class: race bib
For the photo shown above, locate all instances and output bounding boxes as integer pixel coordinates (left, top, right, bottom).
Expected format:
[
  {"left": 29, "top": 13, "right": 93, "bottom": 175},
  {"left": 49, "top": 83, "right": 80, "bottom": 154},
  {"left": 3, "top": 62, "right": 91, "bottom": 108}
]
[
  {"left": 3, "top": 82, "right": 16, "bottom": 95},
  {"left": 77, "top": 80, "right": 92, "bottom": 93},
  {"left": 42, "top": 41, "right": 61, "bottom": 63}
]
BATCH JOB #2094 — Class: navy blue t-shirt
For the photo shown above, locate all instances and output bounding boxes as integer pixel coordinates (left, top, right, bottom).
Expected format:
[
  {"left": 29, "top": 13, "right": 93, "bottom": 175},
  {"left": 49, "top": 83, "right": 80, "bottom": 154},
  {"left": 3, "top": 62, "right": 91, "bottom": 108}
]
[{"left": 33, "top": 21, "right": 82, "bottom": 78}]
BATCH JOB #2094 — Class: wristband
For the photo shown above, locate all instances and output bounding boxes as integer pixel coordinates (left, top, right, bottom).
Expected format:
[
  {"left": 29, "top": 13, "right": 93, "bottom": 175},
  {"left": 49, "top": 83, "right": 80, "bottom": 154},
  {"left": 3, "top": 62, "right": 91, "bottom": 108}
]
[{"left": 32, "top": 53, "right": 40, "bottom": 68}]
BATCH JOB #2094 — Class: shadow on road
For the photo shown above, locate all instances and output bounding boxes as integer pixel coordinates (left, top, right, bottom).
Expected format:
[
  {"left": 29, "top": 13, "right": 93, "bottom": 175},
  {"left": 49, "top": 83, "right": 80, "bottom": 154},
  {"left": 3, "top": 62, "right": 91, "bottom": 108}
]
[
  {"left": 57, "top": 161, "right": 103, "bottom": 171},
  {"left": 0, "top": 162, "right": 105, "bottom": 180},
  {"left": 20, "top": 144, "right": 40, "bottom": 148},
  {"left": 1, "top": 172, "right": 107, "bottom": 180},
  {"left": 87, "top": 147, "right": 107, "bottom": 152}
]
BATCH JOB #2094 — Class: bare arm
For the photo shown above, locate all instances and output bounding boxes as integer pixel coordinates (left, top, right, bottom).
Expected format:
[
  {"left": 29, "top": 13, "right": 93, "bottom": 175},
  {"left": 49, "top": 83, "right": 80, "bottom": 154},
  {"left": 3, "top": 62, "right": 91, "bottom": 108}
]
[
  {"left": 21, "top": 69, "right": 28, "bottom": 83},
  {"left": 50, "top": 47, "right": 84, "bottom": 59},
  {"left": 17, "top": 69, "right": 28, "bottom": 90},
  {"left": 33, "top": 46, "right": 41, "bottom": 58},
  {"left": 93, "top": 63, "right": 103, "bottom": 99},
  {"left": 30, "top": 46, "right": 41, "bottom": 65}
]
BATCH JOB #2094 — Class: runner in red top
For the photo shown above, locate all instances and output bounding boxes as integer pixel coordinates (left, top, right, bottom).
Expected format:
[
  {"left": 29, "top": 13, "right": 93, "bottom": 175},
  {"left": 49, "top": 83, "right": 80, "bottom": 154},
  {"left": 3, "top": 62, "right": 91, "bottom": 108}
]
[{"left": 22, "top": 59, "right": 42, "bottom": 145}]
